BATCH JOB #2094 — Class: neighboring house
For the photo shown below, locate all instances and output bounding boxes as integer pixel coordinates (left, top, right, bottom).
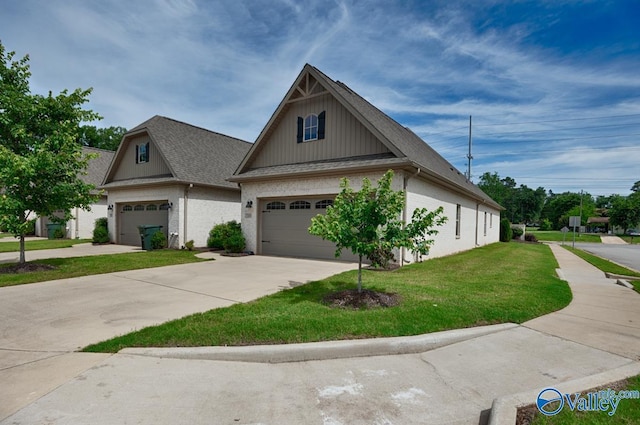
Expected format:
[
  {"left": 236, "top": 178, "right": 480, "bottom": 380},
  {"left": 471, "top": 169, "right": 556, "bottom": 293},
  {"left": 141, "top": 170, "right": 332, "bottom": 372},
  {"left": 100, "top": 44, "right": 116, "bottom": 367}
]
[
  {"left": 35, "top": 146, "right": 114, "bottom": 239},
  {"left": 229, "top": 64, "right": 502, "bottom": 263},
  {"left": 100, "top": 116, "right": 251, "bottom": 248}
]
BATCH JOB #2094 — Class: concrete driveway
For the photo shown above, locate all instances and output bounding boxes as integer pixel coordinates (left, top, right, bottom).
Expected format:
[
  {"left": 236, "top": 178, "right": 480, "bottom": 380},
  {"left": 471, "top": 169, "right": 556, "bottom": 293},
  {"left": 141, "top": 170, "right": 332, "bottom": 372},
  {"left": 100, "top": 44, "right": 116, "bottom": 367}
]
[
  {"left": 574, "top": 242, "right": 640, "bottom": 272},
  {"left": 0, "top": 254, "right": 357, "bottom": 420}
]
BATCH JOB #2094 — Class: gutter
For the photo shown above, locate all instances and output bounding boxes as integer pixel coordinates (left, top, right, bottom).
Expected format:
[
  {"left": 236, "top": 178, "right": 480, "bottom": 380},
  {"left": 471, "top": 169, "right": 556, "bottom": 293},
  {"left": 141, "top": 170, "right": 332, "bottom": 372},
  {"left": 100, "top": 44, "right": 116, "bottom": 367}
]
[{"left": 401, "top": 168, "right": 421, "bottom": 266}]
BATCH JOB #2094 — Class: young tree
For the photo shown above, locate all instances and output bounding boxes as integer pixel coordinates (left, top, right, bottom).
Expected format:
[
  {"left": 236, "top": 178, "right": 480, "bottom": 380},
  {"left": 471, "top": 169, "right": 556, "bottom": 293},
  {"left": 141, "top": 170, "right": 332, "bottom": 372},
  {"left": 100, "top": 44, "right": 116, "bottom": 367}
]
[
  {"left": 309, "top": 170, "right": 447, "bottom": 292},
  {"left": 0, "top": 42, "right": 100, "bottom": 264}
]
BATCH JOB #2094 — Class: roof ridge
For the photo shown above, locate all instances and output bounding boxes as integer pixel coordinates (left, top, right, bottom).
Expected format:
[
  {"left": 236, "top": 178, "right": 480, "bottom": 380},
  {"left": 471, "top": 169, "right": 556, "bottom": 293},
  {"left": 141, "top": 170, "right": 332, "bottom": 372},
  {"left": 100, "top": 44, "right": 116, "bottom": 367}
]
[{"left": 154, "top": 115, "right": 252, "bottom": 145}]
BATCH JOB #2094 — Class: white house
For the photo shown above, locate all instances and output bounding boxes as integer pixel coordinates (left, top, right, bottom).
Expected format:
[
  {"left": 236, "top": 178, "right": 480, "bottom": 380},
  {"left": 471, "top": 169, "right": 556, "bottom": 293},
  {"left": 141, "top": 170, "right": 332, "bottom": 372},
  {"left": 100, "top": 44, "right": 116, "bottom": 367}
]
[
  {"left": 229, "top": 64, "right": 502, "bottom": 264},
  {"left": 100, "top": 116, "right": 251, "bottom": 248}
]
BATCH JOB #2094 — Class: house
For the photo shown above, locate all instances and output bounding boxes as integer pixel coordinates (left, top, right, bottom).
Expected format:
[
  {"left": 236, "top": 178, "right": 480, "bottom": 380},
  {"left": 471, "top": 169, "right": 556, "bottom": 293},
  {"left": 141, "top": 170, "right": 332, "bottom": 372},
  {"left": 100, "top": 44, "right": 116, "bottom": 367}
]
[
  {"left": 100, "top": 116, "right": 251, "bottom": 248},
  {"left": 229, "top": 64, "right": 502, "bottom": 263},
  {"left": 35, "top": 146, "right": 114, "bottom": 239}
]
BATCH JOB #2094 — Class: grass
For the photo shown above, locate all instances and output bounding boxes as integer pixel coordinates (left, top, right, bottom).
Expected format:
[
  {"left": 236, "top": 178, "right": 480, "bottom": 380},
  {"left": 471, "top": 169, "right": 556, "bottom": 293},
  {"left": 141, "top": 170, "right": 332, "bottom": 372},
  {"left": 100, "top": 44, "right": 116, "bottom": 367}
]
[
  {"left": 0, "top": 250, "right": 209, "bottom": 287},
  {"left": 84, "top": 242, "right": 572, "bottom": 353},
  {"left": 0, "top": 238, "right": 91, "bottom": 252},
  {"left": 528, "top": 231, "right": 602, "bottom": 243},
  {"left": 618, "top": 235, "right": 640, "bottom": 245},
  {"left": 529, "top": 375, "right": 640, "bottom": 424},
  {"left": 563, "top": 246, "right": 640, "bottom": 292}
]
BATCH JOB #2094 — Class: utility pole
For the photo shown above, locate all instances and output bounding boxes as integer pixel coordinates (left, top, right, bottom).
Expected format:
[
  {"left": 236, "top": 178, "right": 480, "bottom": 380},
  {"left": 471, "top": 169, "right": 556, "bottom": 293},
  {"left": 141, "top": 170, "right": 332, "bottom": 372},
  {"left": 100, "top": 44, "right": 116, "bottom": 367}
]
[
  {"left": 579, "top": 190, "right": 583, "bottom": 234},
  {"left": 467, "top": 115, "right": 473, "bottom": 181}
]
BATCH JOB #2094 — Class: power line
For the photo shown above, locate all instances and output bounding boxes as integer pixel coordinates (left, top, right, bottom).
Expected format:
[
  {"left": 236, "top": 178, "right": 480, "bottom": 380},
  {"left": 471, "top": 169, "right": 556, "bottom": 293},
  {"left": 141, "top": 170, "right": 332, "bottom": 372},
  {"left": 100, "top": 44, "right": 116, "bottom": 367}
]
[{"left": 472, "top": 113, "right": 640, "bottom": 127}]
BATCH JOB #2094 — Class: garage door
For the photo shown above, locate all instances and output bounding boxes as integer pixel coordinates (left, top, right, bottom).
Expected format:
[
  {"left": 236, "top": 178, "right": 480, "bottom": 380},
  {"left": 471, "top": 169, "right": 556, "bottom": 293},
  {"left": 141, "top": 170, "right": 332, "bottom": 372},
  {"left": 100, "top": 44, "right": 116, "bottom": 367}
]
[
  {"left": 260, "top": 198, "right": 360, "bottom": 262},
  {"left": 118, "top": 202, "right": 169, "bottom": 246}
]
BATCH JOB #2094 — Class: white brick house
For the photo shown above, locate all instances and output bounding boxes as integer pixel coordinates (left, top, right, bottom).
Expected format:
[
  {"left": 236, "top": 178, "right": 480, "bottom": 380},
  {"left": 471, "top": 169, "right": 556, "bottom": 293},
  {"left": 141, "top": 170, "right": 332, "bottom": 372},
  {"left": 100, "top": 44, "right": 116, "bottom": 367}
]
[
  {"left": 101, "top": 116, "right": 251, "bottom": 248},
  {"left": 229, "top": 65, "right": 502, "bottom": 263}
]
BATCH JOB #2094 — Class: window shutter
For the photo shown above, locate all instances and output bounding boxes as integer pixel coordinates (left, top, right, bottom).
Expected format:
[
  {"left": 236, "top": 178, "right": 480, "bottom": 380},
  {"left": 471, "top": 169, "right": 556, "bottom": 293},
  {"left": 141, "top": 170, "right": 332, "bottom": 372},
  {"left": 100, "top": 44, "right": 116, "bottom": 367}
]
[
  {"left": 135, "top": 144, "right": 139, "bottom": 164},
  {"left": 296, "top": 117, "right": 303, "bottom": 143},
  {"left": 318, "top": 111, "right": 326, "bottom": 140},
  {"left": 146, "top": 142, "right": 150, "bottom": 162}
]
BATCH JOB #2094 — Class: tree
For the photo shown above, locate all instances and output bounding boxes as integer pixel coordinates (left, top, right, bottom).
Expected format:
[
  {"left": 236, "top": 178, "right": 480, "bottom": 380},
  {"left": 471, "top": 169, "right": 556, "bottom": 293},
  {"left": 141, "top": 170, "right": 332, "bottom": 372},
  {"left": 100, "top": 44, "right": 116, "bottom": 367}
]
[
  {"left": 309, "top": 170, "right": 447, "bottom": 292},
  {"left": 609, "top": 194, "right": 640, "bottom": 234},
  {"left": 0, "top": 42, "right": 100, "bottom": 264},
  {"left": 78, "top": 125, "right": 127, "bottom": 151}
]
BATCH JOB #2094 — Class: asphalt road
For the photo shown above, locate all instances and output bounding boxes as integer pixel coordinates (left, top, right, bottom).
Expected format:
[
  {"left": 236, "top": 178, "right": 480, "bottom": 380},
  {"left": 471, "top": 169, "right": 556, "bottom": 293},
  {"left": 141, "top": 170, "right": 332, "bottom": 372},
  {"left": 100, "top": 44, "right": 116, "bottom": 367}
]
[{"left": 574, "top": 243, "right": 640, "bottom": 272}]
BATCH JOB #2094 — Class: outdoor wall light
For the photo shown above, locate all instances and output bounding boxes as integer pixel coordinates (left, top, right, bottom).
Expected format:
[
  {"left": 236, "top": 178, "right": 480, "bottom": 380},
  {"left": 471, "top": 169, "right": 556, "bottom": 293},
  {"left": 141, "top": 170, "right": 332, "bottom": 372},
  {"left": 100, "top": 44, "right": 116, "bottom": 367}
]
[
  {"left": 169, "top": 202, "right": 173, "bottom": 209},
  {"left": 246, "top": 200, "right": 253, "bottom": 208},
  {"left": 107, "top": 204, "right": 114, "bottom": 211}
]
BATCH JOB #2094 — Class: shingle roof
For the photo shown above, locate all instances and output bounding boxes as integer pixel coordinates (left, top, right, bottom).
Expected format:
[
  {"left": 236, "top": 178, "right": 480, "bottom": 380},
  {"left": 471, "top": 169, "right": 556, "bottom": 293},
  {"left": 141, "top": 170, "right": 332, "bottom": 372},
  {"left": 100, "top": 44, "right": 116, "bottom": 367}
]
[
  {"left": 232, "top": 65, "right": 501, "bottom": 210},
  {"left": 81, "top": 147, "right": 114, "bottom": 192},
  {"left": 104, "top": 116, "right": 251, "bottom": 190}
]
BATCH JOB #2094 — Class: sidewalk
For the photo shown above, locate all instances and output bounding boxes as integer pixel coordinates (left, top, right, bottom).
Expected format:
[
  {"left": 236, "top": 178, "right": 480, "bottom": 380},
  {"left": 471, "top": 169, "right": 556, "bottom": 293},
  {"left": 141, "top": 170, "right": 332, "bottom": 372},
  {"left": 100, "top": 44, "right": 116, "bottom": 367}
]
[
  {"left": 2, "top": 245, "right": 639, "bottom": 424},
  {"left": 601, "top": 235, "right": 628, "bottom": 244},
  {"left": 0, "top": 243, "right": 140, "bottom": 264}
]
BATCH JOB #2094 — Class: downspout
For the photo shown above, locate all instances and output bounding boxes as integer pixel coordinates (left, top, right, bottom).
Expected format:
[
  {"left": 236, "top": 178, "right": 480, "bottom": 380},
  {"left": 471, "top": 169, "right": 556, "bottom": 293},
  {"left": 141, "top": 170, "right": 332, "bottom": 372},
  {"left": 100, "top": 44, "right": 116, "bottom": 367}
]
[
  {"left": 475, "top": 203, "right": 480, "bottom": 246},
  {"left": 402, "top": 168, "right": 421, "bottom": 266},
  {"left": 75, "top": 207, "right": 80, "bottom": 239},
  {"left": 183, "top": 184, "right": 192, "bottom": 248}
]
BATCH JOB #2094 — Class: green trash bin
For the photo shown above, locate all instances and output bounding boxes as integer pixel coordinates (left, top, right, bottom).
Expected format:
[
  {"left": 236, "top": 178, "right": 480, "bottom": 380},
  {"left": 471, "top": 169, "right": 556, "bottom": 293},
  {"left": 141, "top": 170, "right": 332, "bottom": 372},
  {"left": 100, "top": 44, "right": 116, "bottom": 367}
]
[
  {"left": 46, "top": 223, "right": 65, "bottom": 240},
  {"left": 138, "top": 225, "right": 164, "bottom": 250}
]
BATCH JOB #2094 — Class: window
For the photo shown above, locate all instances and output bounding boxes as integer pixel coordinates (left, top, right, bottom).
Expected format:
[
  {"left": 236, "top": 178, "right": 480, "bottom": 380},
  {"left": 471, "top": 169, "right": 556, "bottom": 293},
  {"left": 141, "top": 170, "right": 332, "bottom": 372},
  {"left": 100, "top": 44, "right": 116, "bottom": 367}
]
[
  {"left": 297, "top": 111, "right": 326, "bottom": 143},
  {"left": 290, "top": 200, "right": 311, "bottom": 210},
  {"left": 134, "top": 205, "right": 145, "bottom": 211},
  {"left": 484, "top": 212, "right": 487, "bottom": 236},
  {"left": 122, "top": 205, "right": 133, "bottom": 212},
  {"left": 266, "top": 201, "right": 286, "bottom": 210},
  {"left": 315, "top": 199, "right": 334, "bottom": 209},
  {"left": 455, "top": 204, "right": 461, "bottom": 238},
  {"left": 146, "top": 204, "right": 157, "bottom": 211},
  {"left": 136, "top": 142, "right": 150, "bottom": 164}
]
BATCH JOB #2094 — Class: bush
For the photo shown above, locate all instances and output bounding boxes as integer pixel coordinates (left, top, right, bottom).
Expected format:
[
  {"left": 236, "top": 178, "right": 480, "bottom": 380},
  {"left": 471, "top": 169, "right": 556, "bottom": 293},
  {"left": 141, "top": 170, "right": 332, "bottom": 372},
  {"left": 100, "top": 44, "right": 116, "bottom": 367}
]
[
  {"left": 25, "top": 219, "right": 36, "bottom": 235},
  {"left": 53, "top": 227, "right": 66, "bottom": 239},
  {"left": 151, "top": 231, "right": 167, "bottom": 250},
  {"left": 185, "top": 240, "right": 195, "bottom": 251},
  {"left": 223, "top": 232, "right": 246, "bottom": 253},
  {"left": 524, "top": 233, "right": 538, "bottom": 243},
  {"left": 92, "top": 217, "right": 110, "bottom": 244},
  {"left": 511, "top": 226, "right": 524, "bottom": 240},
  {"left": 367, "top": 245, "right": 395, "bottom": 269},
  {"left": 539, "top": 218, "right": 552, "bottom": 231},
  {"left": 207, "top": 221, "right": 242, "bottom": 250},
  {"left": 500, "top": 218, "right": 512, "bottom": 242}
]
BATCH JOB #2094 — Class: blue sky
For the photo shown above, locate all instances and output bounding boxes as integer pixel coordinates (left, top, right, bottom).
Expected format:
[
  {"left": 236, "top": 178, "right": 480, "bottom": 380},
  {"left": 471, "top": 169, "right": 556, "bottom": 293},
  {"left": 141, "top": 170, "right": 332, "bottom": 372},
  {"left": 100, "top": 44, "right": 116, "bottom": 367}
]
[{"left": 1, "top": 0, "right": 639, "bottom": 196}]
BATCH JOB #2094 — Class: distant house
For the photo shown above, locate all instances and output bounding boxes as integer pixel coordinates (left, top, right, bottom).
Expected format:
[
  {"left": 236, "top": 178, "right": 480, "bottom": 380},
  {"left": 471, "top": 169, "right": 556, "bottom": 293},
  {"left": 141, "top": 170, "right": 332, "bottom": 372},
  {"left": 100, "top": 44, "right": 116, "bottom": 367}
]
[
  {"left": 100, "top": 116, "right": 251, "bottom": 248},
  {"left": 229, "top": 64, "right": 502, "bottom": 263},
  {"left": 35, "top": 146, "right": 114, "bottom": 239}
]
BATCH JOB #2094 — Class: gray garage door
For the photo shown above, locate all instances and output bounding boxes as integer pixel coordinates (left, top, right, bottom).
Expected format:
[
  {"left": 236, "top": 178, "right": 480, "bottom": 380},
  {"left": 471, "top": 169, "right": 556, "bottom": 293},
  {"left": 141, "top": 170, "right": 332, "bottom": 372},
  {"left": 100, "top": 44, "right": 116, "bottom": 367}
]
[
  {"left": 260, "top": 198, "right": 360, "bottom": 262},
  {"left": 118, "top": 202, "right": 169, "bottom": 246}
]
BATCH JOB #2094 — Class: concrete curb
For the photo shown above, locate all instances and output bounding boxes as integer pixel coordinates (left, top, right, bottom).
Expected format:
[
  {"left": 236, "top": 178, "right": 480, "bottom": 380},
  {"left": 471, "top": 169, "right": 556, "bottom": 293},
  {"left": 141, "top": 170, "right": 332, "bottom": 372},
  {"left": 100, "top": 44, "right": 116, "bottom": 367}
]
[
  {"left": 616, "top": 279, "right": 635, "bottom": 289},
  {"left": 606, "top": 272, "right": 640, "bottom": 281},
  {"left": 120, "top": 323, "right": 518, "bottom": 363},
  {"left": 488, "top": 361, "right": 640, "bottom": 425}
]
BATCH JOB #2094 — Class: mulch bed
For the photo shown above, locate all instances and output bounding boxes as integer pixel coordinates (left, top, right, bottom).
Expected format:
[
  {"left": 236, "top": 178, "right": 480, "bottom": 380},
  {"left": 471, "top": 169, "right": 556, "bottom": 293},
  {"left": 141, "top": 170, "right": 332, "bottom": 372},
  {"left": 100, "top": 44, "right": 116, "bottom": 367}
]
[
  {"left": 323, "top": 289, "right": 401, "bottom": 309},
  {"left": 0, "top": 263, "right": 57, "bottom": 274}
]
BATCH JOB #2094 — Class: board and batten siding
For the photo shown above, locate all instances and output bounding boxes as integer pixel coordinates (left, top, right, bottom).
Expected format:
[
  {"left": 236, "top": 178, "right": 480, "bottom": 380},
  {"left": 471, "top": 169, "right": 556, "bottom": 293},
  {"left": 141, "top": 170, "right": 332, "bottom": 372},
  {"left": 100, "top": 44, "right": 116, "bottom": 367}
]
[
  {"left": 250, "top": 93, "right": 390, "bottom": 168},
  {"left": 112, "top": 135, "right": 172, "bottom": 181}
]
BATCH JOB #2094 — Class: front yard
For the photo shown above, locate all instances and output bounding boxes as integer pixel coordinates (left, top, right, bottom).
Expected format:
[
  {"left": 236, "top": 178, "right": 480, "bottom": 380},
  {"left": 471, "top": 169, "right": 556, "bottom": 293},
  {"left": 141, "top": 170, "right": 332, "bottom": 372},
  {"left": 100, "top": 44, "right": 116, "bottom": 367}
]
[
  {"left": 85, "top": 242, "right": 572, "bottom": 352},
  {"left": 0, "top": 238, "right": 91, "bottom": 252}
]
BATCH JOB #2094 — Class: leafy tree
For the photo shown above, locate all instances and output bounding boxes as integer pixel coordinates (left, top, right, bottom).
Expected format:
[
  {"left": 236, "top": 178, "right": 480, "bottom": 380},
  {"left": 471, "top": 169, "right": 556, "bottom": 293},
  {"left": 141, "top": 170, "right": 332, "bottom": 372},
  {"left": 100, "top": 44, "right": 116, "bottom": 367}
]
[
  {"left": 478, "top": 172, "right": 545, "bottom": 224},
  {"left": 309, "top": 170, "right": 447, "bottom": 292},
  {"left": 78, "top": 125, "right": 127, "bottom": 151},
  {"left": 0, "top": 42, "right": 100, "bottom": 264},
  {"left": 541, "top": 191, "right": 593, "bottom": 229},
  {"left": 609, "top": 194, "right": 640, "bottom": 234}
]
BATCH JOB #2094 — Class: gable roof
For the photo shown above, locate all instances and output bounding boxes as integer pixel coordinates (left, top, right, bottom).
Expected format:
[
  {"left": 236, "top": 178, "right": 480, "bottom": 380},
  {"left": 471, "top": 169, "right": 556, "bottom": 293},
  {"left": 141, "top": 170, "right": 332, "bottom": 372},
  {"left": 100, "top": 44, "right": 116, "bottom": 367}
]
[
  {"left": 81, "top": 147, "right": 114, "bottom": 190},
  {"left": 231, "top": 64, "right": 502, "bottom": 210},
  {"left": 102, "top": 116, "right": 251, "bottom": 190}
]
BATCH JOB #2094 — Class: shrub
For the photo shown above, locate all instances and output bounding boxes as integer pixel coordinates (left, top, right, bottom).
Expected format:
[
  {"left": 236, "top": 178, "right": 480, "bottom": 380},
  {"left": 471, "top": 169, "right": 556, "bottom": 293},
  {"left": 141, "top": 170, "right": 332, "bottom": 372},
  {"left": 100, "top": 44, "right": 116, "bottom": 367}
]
[
  {"left": 185, "top": 240, "right": 195, "bottom": 251},
  {"left": 539, "top": 218, "right": 552, "bottom": 231},
  {"left": 524, "top": 233, "right": 538, "bottom": 243},
  {"left": 25, "top": 219, "right": 36, "bottom": 235},
  {"left": 223, "top": 232, "right": 246, "bottom": 253},
  {"left": 53, "top": 227, "right": 66, "bottom": 239},
  {"left": 207, "top": 221, "right": 242, "bottom": 250},
  {"left": 500, "top": 218, "right": 512, "bottom": 242},
  {"left": 367, "top": 245, "right": 395, "bottom": 269},
  {"left": 511, "top": 226, "right": 524, "bottom": 240},
  {"left": 92, "top": 217, "right": 110, "bottom": 244},
  {"left": 151, "top": 231, "right": 167, "bottom": 250}
]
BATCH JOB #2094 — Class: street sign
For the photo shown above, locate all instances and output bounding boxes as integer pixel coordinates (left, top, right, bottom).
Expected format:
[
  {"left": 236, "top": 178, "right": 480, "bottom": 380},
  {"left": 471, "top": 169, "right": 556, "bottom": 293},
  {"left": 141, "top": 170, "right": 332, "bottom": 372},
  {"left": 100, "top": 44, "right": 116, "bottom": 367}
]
[
  {"left": 569, "top": 216, "right": 581, "bottom": 227},
  {"left": 561, "top": 226, "right": 569, "bottom": 233}
]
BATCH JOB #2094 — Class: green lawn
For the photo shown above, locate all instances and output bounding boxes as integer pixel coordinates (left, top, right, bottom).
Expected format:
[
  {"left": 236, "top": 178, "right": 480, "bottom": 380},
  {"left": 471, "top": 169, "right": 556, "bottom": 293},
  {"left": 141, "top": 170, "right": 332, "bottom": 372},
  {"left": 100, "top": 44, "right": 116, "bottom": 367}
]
[
  {"left": 0, "top": 233, "right": 13, "bottom": 239},
  {"left": 530, "top": 375, "right": 640, "bottom": 424},
  {"left": 0, "top": 238, "right": 91, "bottom": 252},
  {"left": 528, "top": 231, "right": 601, "bottom": 243},
  {"left": 618, "top": 235, "right": 640, "bottom": 245},
  {"left": 0, "top": 250, "right": 210, "bottom": 287},
  {"left": 563, "top": 246, "right": 640, "bottom": 292},
  {"left": 84, "top": 242, "right": 572, "bottom": 353}
]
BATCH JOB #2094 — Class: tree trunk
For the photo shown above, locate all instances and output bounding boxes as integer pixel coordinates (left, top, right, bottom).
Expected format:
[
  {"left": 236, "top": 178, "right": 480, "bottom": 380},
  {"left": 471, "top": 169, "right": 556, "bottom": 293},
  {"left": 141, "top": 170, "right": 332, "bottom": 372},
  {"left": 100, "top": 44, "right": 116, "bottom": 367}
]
[
  {"left": 19, "top": 233, "right": 26, "bottom": 264},
  {"left": 357, "top": 254, "right": 362, "bottom": 293}
]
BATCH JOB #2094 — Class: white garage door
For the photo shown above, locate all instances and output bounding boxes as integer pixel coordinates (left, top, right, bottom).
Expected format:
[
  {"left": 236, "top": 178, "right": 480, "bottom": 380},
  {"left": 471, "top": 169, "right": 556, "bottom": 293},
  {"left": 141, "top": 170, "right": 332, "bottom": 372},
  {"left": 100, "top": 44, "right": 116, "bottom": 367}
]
[
  {"left": 260, "top": 198, "right": 360, "bottom": 262},
  {"left": 118, "top": 202, "right": 169, "bottom": 246}
]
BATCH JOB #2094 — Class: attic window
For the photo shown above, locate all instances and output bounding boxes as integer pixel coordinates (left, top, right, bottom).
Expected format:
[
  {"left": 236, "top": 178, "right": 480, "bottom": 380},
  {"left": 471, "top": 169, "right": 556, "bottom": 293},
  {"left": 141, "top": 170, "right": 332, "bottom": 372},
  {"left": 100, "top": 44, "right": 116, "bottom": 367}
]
[
  {"left": 297, "top": 111, "right": 326, "bottom": 143},
  {"left": 136, "top": 142, "right": 150, "bottom": 164}
]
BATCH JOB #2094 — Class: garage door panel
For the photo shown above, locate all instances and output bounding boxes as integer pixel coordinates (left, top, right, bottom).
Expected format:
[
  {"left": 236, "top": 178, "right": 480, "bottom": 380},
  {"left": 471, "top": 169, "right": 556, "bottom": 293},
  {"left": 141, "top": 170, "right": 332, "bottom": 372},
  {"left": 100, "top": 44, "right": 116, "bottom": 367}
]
[
  {"left": 260, "top": 199, "right": 359, "bottom": 262},
  {"left": 119, "top": 202, "right": 169, "bottom": 246}
]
